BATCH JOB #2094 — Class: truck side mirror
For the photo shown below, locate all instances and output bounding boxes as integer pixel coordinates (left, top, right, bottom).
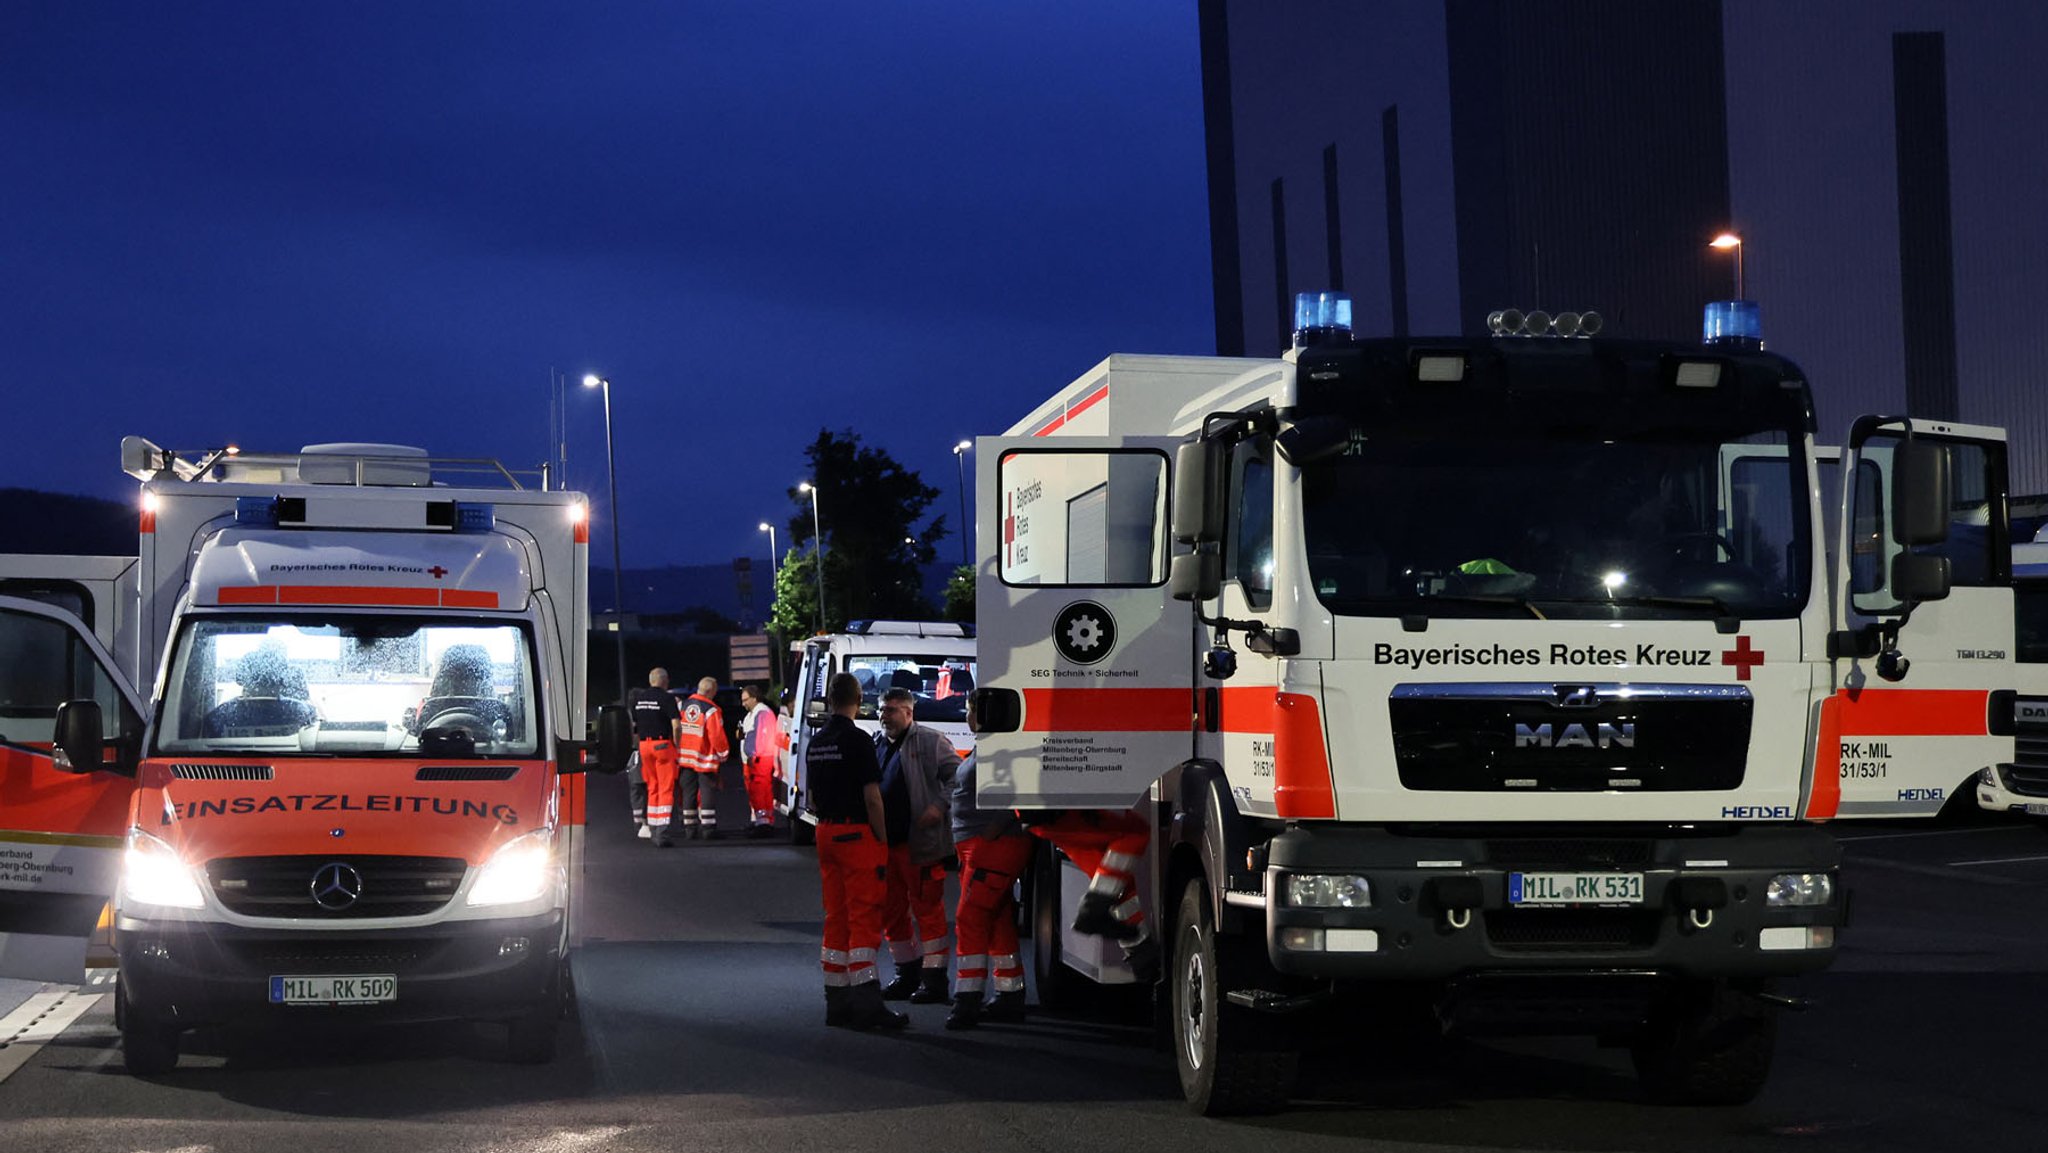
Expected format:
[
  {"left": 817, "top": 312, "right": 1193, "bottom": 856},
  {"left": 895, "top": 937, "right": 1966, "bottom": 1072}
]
[
  {"left": 1172, "top": 439, "right": 1225, "bottom": 545},
  {"left": 1168, "top": 550, "right": 1221, "bottom": 602},
  {"left": 1892, "top": 441, "right": 1951, "bottom": 547},
  {"left": 968, "top": 687, "right": 1021, "bottom": 734},
  {"left": 52, "top": 700, "right": 104, "bottom": 775},
  {"left": 803, "top": 697, "right": 827, "bottom": 729},
  {"left": 1892, "top": 552, "right": 1951, "bottom": 604},
  {"left": 594, "top": 704, "right": 634, "bottom": 774}
]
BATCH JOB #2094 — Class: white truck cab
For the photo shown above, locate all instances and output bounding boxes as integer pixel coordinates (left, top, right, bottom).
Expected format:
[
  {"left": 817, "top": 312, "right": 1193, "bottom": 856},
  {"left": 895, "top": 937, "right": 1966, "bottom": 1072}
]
[
  {"left": 781, "top": 620, "right": 975, "bottom": 843},
  {"left": 1976, "top": 529, "right": 2048, "bottom": 816}
]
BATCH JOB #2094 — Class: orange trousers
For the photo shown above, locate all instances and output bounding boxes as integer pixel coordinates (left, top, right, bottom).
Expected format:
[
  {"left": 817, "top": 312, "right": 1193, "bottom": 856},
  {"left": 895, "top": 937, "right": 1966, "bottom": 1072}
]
[
  {"left": 817, "top": 822, "right": 888, "bottom": 986},
  {"left": 881, "top": 843, "right": 951, "bottom": 970},
  {"left": 637, "top": 739, "right": 678, "bottom": 826},
  {"left": 954, "top": 832, "right": 1032, "bottom": 994},
  {"left": 1030, "top": 809, "right": 1151, "bottom": 931}
]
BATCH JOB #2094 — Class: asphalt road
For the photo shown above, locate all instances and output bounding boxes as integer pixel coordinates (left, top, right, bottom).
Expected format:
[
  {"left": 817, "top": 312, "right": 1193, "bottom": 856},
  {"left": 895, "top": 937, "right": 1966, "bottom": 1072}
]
[{"left": 4, "top": 771, "right": 2048, "bottom": 1152}]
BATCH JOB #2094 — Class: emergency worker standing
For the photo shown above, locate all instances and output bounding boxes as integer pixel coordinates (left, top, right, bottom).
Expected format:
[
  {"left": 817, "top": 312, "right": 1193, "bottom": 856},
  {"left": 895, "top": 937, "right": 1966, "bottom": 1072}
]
[
  {"left": 874, "top": 686, "right": 961, "bottom": 1004},
  {"left": 625, "top": 668, "right": 682, "bottom": 848},
  {"left": 676, "top": 676, "right": 730, "bottom": 840},
  {"left": 944, "top": 751, "right": 1031, "bottom": 1029},
  {"left": 807, "top": 672, "right": 907, "bottom": 1031},
  {"left": 739, "top": 682, "right": 780, "bottom": 837},
  {"left": 1029, "top": 808, "right": 1159, "bottom": 979}
]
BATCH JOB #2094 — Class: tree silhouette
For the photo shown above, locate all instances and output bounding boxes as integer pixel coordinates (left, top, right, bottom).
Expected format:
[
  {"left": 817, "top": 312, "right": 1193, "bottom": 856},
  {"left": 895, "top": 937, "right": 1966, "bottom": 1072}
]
[{"left": 772, "top": 429, "right": 945, "bottom": 632}]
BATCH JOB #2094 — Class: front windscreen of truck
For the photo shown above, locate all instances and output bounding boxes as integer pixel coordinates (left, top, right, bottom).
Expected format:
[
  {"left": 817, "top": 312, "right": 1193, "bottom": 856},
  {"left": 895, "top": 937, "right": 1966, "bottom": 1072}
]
[
  {"left": 155, "top": 616, "right": 539, "bottom": 756},
  {"left": 1298, "top": 358, "right": 1813, "bottom": 621}
]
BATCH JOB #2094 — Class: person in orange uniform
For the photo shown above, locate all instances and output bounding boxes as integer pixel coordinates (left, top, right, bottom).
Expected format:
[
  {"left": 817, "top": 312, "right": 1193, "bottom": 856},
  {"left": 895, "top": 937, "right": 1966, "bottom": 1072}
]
[
  {"left": 944, "top": 751, "right": 1032, "bottom": 1029},
  {"left": 874, "top": 687, "right": 961, "bottom": 1004},
  {"left": 807, "top": 672, "right": 907, "bottom": 1031},
  {"left": 738, "top": 682, "right": 781, "bottom": 837},
  {"left": 1029, "top": 807, "right": 1158, "bottom": 979},
  {"left": 675, "top": 676, "right": 730, "bottom": 840},
  {"left": 625, "top": 667, "right": 682, "bottom": 848}
]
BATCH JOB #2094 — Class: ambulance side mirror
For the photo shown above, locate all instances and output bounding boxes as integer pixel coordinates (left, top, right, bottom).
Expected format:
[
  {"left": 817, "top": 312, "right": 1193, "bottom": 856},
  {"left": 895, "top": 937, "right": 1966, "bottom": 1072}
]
[
  {"left": 804, "top": 697, "right": 827, "bottom": 728},
  {"left": 52, "top": 700, "right": 105, "bottom": 775},
  {"left": 1172, "top": 440, "right": 1225, "bottom": 545},
  {"left": 593, "top": 704, "right": 634, "bottom": 774},
  {"left": 1169, "top": 550, "right": 1221, "bottom": 602}
]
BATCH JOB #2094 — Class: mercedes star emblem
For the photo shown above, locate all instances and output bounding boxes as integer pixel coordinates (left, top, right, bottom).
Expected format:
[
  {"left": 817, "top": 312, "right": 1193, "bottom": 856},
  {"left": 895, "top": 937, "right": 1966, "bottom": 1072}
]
[{"left": 309, "top": 861, "right": 365, "bottom": 911}]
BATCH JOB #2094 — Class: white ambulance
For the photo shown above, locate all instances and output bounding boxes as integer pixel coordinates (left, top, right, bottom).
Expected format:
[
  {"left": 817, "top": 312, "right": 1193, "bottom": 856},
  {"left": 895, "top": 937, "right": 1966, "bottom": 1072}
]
[
  {"left": 781, "top": 620, "right": 975, "bottom": 843},
  {"left": 969, "top": 297, "right": 2011, "bottom": 1113},
  {"left": 0, "top": 439, "right": 632, "bottom": 1074}
]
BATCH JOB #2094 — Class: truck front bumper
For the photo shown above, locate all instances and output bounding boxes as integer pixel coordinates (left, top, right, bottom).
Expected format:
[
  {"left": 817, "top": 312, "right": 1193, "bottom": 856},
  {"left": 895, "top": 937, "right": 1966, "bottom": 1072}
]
[
  {"left": 1253, "top": 824, "right": 1842, "bottom": 981},
  {"left": 115, "top": 911, "right": 565, "bottom": 1030}
]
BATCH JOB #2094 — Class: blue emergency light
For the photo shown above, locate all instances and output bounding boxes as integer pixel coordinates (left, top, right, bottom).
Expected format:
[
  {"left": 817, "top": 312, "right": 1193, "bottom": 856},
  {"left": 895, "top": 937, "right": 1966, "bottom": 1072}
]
[
  {"left": 1702, "top": 300, "right": 1762, "bottom": 348},
  {"left": 235, "top": 496, "right": 279, "bottom": 525},
  {"left": 453, "top": 502, "right": 496, "bottom": 532},
  {"left": 1292, "top": 291, "right": 1353, "bottom": 349}
]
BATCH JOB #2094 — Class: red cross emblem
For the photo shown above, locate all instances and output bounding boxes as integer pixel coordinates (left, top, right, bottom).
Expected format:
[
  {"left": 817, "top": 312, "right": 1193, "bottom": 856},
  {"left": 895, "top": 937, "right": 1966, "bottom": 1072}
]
[
  {"left": 1721, "top": 635, "right": 1765, "bottom": 681},
  {"left": 1003, "top": 491, "right": 1017, "bottom": 566},
  {"left": 427, "top": 565, "right": 448, "bottom": 580}
]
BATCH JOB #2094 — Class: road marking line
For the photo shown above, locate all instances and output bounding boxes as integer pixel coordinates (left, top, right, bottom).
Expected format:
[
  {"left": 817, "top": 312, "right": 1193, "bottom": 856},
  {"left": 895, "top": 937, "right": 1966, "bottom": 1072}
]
[
  {"left": 1848, "top": 856, "right": 2027, "bottom": 886},
  {"left": 1950, "top": 854, "right": 2048, "bottom": 867},
  {"left": 1835, "top": 826, "right": 2015, "bottom": 843},
  {"left": 0, "top": 986, "right": 102, "bottom": 1085}
]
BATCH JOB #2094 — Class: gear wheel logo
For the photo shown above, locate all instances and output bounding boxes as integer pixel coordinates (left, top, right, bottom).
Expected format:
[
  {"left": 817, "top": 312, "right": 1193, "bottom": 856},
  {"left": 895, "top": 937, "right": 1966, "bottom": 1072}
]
[{"left": 1053, "top": 600, "right": 1117, "bottom": 665}]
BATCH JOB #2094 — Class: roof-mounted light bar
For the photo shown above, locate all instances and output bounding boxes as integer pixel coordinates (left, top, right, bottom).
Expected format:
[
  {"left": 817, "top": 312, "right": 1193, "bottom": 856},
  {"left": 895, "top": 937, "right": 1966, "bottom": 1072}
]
[{"left": 1486, "top": 308, "right": 1603, "bottom": 338}]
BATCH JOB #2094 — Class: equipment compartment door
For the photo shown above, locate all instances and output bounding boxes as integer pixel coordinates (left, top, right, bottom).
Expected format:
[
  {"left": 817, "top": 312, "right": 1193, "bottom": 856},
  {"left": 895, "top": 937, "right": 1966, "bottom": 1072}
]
[
  {"left": 0, "top": 596, "right": 145, "bottom": 983},
  {"left": 972, "top": 437, "right": 1193, "bottom": 809}
]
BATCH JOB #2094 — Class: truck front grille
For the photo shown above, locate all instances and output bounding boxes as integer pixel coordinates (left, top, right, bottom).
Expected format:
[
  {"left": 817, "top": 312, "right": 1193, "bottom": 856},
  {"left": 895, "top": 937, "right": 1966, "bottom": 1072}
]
[
  {"left": 226, "top": 939, "right": 440, "bottom": 973},
  {"left": 2008, "top": 705, "right": 2048, "bottom": 796},
  {"left": 207, "top": 855, "right": 467, "bottom": 919},
  {"left": 1484, "top": 838, "right": 1654, "bottom": 870}
]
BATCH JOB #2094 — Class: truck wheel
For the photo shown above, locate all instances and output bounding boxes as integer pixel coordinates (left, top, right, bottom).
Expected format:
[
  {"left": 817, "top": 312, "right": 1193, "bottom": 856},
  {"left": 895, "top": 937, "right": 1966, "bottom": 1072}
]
[
  {"left": 1631, "top": 978, "right": 1775, "bottom": 1105},
  {"left": 506, "top": 966, "right": 567, "bottom": 1064},
  {"left": 1029, "top": 842, "right": 1087, "bottom": 1011},
  {"left": 1172, "top": 879, "right": 1296, "bottom": 1116},
  {"left": 118, "top": 984, "right": 180, "bottom": 1076}
]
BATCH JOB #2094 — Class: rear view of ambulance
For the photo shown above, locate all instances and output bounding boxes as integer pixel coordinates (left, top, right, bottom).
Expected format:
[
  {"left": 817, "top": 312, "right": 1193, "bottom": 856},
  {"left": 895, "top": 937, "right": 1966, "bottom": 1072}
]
[{"left": 4, "top": 439, "right": 627, "bottom": 1073}]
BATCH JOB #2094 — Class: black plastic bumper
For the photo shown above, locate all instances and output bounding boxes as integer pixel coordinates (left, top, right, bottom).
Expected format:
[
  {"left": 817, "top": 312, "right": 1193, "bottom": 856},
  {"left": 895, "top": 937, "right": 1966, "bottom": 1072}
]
[
  {"left": 116, "top": 911, "right": 565, "bottom": 1030},
  {"left": 1256, "top": 824, "right": 1843, "bottom": 981}
]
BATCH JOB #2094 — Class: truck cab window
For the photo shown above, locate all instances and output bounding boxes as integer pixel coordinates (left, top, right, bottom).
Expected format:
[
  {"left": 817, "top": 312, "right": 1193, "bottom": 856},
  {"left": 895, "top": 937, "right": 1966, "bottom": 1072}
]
[
  {"left": 1232, "top": 451, "right": 1274, "bottom": 610},
  {"left": 0, "top": 606, "right": 138, "bottom": 743}
]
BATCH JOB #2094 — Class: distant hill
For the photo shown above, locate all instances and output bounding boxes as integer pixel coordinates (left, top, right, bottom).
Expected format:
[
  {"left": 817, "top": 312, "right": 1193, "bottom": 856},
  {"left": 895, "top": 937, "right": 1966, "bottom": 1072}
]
[{"left": 0, "top": 488, "right": 135, "bottom": 555}]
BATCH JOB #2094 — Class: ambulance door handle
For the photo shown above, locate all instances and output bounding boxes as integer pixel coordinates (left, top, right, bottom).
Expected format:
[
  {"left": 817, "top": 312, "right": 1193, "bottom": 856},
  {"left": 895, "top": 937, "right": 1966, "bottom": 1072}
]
[
  {"left": 969, "top": 688, "right": 1021, "bottom": 734},
  {"left": 1203, "top": 687, "right": 1220, "bottom": 734}
]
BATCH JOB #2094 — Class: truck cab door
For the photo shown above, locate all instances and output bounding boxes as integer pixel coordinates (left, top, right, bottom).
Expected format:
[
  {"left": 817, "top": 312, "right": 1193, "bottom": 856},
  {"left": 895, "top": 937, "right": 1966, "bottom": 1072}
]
[
  {"left": 970, "top": 436, "right": 1193, "bottom": 809},
  {"left": 0, "top": 595, "right": 146, "bottom": 983},
  {"left": 1822, "top": 418, "right": 2013, "bottom": 818}
]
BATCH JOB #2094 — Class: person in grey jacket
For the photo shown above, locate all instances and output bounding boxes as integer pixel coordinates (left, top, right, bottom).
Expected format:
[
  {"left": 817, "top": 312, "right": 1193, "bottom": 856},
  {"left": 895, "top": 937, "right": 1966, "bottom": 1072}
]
[{"left": 874, "top": 686, "right": 962, "bottom": 1003}]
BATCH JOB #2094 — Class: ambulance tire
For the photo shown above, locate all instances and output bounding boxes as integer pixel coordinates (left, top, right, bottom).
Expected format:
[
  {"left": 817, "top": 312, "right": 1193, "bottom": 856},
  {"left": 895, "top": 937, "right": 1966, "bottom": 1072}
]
[
  {"left": 118, "top": 984, "right": 180, "bottom": 1076},
  {"left": 505, "top": 965, "right": 567, "bottom": 1064},
  {"left": 1028, "top": 843, "right": 1088, "bottom": 1011},
  {"left": 1172, "top": 880, "right": 1297, "bottom": 1116},
  {"left": 1630, "top": 978, "right": 1775, "bottom": 1105}
]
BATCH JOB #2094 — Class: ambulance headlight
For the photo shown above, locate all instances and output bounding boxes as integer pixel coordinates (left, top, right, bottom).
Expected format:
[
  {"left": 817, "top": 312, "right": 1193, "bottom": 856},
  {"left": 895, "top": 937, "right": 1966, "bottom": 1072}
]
[
  {"left": 1765, "top": 872, "right": 1834, "bottom": 907},
  {"left": 1284, "top": 873, "right": 1372, "bottom": 908},
  {"left": 123, "top": 828, "right": 206, "bottom": 910},
  {"left": 467, "top": 829, "right": 557, "bottom": 907}
]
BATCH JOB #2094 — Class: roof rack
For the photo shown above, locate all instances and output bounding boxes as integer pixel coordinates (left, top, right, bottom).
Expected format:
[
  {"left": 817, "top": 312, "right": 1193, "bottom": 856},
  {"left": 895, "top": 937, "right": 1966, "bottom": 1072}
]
[{"left": 120, "top": 436, "right": 547, "bottom": 490}]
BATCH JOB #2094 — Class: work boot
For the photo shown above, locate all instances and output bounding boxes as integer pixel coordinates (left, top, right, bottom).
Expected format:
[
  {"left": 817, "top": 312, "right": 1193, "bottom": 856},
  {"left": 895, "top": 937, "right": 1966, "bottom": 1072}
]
[
  {"left": 651, "top": 824, "right": 673, "bottom": 849},
  {"left": 944, "top": 991, "right": 983, "bottom": 1031},
  {"left": 880, "top": 967, "right": 919, "bottom": 1001},
  {"left": 1071, "top": 892, "right": 1142, "bottom": 940},
  {"left": 704, "top": 826, "right": 725, "bottom": 842},
  {"left": 982, "top": 989, "right": 1027, "bottom": 1023},
  {"left": 909, "top": 968, "right": 950, "bottom": 1005},
  {"left": 635, "top": 822, "right": 651, "bottom": 840},
  {"left": 824, "top": 985, "right": 851, "bottom": 1028},
  {"left": 1121, "top": 935, "right": 1160, "bottom": 984},
  {"left": 844, "top": 982, "right": 909, "bottom": 1031},
  {"left": 684, "top": 823, "right": 701, "bottom": 841}
]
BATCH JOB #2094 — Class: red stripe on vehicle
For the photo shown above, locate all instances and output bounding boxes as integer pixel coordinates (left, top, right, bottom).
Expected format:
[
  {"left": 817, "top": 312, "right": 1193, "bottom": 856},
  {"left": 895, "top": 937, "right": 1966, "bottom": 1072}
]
[
  {"left": 1832, "top": 687, "right": 1990, "bottom": 736},
  {"left": 217, "top": 586, "right": 278, "bottom": 605},
  {"left": 1030, "top": 384, "right": 1109, "bottom": 437},
  {"left": 1018, "top": 687, "right": 1189, "bottom": 732},
  {"left": 1272, "top": 692, "right": 1337, "bottom": 819},
  {"left": 440, "top": 589, "right": 500, "bottom": 608},
  {"left": 277, "top": 585, "right": 441, "bottom": 606},
  {"left": 1806, "top": 693, "right": 1843, "bottom": 819}
]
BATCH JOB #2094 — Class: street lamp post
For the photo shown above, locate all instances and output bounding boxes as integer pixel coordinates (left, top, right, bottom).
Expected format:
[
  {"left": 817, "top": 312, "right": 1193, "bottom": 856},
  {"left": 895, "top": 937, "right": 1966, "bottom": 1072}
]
[
  {"left": 758, "top": 522, "right": 779, "bottom": 591},
  {"left": 797, "top": 481, "right": 825, "bottom": 631},
  {"left": 582, "top": 374, "right": 627, "bottom": 705},
  {"left": 951, "top": 440, "right": 972, "bottom": 569},
  {"left": 1710, "top": 232, "right": 1745, "bottom": 300}
]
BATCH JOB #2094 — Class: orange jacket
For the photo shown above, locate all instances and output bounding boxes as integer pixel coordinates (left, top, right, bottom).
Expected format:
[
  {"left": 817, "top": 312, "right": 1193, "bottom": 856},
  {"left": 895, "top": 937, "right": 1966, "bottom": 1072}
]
[{"left": 676, "top": 692, "right": 730, "bottom": 774}]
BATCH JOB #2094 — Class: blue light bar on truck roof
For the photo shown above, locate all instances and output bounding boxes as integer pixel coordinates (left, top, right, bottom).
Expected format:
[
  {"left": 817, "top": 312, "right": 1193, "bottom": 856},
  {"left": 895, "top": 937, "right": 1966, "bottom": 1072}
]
[
  {"left": 1703, "top": 300, "right": 1762, "bottom": 348},
  {"left": 1292, "top": 291, "right": 1353, "bottom": 349}
]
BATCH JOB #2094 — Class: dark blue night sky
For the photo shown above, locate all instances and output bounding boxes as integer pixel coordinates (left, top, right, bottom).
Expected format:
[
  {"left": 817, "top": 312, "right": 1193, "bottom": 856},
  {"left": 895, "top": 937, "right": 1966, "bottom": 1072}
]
[{"left": 1, "top": 2, "right": 1214, "bottom": 567}]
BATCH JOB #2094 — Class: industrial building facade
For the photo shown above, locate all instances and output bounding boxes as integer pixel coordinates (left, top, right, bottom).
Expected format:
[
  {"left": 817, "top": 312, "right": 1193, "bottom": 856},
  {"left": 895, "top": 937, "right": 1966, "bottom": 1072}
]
[{"left": 1200, "top": 0, "right": 2048, "bottom": 490}]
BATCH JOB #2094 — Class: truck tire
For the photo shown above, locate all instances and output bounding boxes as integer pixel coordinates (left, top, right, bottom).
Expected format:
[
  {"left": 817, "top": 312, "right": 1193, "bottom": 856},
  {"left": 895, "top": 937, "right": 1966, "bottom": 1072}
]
[
  {"left": 1029, "top": 841, "right": 1088, "bottom": 1011},
  {"left": 1171, "top": 879, "right": 1296, "bottom": 1116},
  {"left": 505, "top": 965, "right": 567, "bottom": 1064},
  {"left": 118, "top": 983, "right": 180, "bottom": 1076},
  {"left": 1631, "top": 978, "right": 1775, "bottom": 1105}
]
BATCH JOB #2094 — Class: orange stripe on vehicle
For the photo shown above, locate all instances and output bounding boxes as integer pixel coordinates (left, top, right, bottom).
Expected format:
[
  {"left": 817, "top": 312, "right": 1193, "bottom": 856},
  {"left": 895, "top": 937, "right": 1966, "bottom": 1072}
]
[
  {"left": 217, "top": 586, "right": 278, "bottom": 604},
  {"left": 1031, "top": 384, "right": 1108, "bottom": 437},
  {"left": 1273, "top": 692, "right": 1337, "bottom": 819},
  {"left": 1018, "top": 688, "right": 1189, "bottom": 732},
  {"left": 1833, "top": 687, "right": 1990, "bottom": 736},
  {"left": 277, "top": 585, "right": 440, "bottom": 606},
  {"left": 1806, "top": 693, "right": 1843, "bottom": 819},
  {"left": 440, "top": 589, "right": 500, "bottom": 608},
  {"left": 559, "top": 772, "right": 586, "bottom": 827},
  {"left": 572, "top": 519, "right": 590, "bottom": 545},
  {"left": 140, "top": 510, "right": 156, "bottom": 534}
]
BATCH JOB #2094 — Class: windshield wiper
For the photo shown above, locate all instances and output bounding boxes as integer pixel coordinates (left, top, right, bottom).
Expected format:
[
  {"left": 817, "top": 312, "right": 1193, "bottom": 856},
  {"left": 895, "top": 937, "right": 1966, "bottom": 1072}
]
[
  {"left": 1407, "top": 594, "right": 1547, "bottom": 620},
  {"left": 1599, "top": 593, "right": 1735, "bottom": 616}
]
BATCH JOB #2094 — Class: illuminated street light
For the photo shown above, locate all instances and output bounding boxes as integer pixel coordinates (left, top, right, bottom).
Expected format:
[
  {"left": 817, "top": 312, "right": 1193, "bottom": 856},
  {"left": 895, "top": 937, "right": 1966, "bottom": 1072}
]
[
  {"left": 952, "top": 440, "right": 973, "bottom": 569},
  {"left": 1709, "top": 233, "right": 1745, "bottom": 300},
  {"left": 758, "top": 522, "right": 779, "bottom": 591},
  {"left": 797, "top": 481, "right": 826, "bottom": 631},
  {"left": 582, "top": 373, "right": 627, "bottom": 705}
]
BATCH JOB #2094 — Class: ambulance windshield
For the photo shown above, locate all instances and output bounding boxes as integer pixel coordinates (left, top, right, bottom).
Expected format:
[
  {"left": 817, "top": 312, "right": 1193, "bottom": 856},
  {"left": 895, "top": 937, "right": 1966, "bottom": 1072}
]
[
  {"left": 1300, "top": 420, "right": 1810, "bottom": 620},
  {"left": 156, "top": 616, "right": 540, "bottom": 756}
]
